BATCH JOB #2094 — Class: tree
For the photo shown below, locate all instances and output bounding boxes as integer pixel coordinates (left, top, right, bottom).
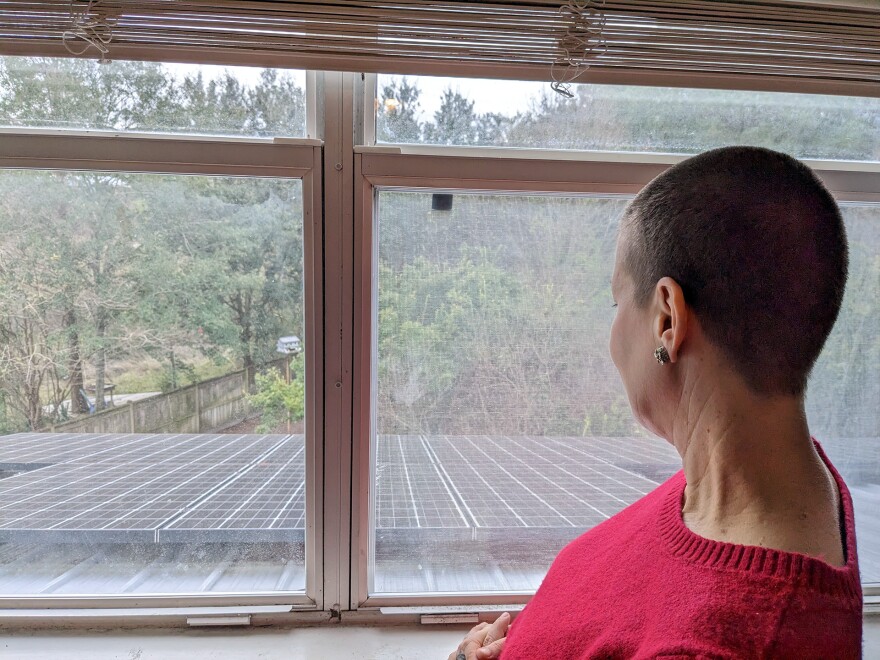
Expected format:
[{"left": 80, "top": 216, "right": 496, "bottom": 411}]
[
  {"left": 247, "top": 68, "right": 307, "bottom": 136},
  {"left": 0, "top": 187, "right": 78, "bottom": 428},
  {"left": 423, "top": 89, "right": 480, "bottom": 145},
  {"left": 377, "top": 77, "right": 423, "bottom": 143},
  {"left": 0, "top": 57, "right": 179, "bottom": 132},
  {"left": 247, "top": 358, "right": 305, "bottom": 433},
  {"left": 155, "top": 177, "right": 304, "bottom": 374},
  {"left": 0, "top": 57, "right": 307, "bottom": 424},
  {"left": 376, "top": 191, "right": 640, "bottom": 437}
]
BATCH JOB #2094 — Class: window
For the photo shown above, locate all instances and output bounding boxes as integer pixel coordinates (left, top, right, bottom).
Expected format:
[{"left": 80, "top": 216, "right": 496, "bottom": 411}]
[
  {"left": 0, "top": 57, "right": 320, "bottom": 608},
  {"left": 0, "top": 57, "right": 307, "bottom": 137},
  {"left": 354, "top": 130, "right": 880, "bottom": 606},
  {"left": 807, "top": 203, "right": 880, "bottom": 583},
  {"left": 376, "top": 74, "right": 880, "bottom": 161},
  {"left": 0, "top": 169, "right": 311, "bottom": 598},
  {"left": 371, "top": 190, "right": 682, "bottom": 595},
  {"left": 0, "top": 53, "right": 878, "bottom": 621}
]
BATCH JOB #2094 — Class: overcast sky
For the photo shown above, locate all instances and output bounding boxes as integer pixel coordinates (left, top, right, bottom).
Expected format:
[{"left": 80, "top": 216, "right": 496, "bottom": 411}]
[
  {"left": 379, "top": 74, "right": 548, "bottom": 120},
  {"left": 166, "top": 63, "right": 548, "bottom": 122}
]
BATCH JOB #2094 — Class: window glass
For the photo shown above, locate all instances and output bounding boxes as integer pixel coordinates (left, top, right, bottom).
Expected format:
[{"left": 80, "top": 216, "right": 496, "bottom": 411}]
[
  {"left": 372, "top": 191, "right": 879, "bottom": 595},
  {"left": 0, "top": 170, "right": 307, "bottom": 596},
  {"left": 808, "top": 203, "right": 880, "bottom": 583},
  {"left": 0, "top": 57, "right": 306, "bottom": 137},
  {"left": 376, "top": 75, "right": 880, "bottom": 162},
  {"left": 372, "top": 191, "right": 678, "bottom": 594}
]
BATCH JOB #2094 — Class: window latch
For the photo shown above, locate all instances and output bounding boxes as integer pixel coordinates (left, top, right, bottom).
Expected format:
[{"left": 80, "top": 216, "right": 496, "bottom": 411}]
[
  {"left": 420, "top": 613, "right": 480, "bottom": 625},
  {"left": 186, "top": 614, "right": 252, "bottom": 627}
]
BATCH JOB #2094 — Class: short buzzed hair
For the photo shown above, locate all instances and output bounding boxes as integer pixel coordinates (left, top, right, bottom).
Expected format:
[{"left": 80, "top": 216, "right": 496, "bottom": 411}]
[{"left": 623, "top": 146, "right": 848, "bottom": 396}]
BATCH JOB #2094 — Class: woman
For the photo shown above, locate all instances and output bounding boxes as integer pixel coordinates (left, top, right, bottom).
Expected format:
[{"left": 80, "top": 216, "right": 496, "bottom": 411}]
[{"left": 451, "top": 146, "right": 862, "bottom": 659}]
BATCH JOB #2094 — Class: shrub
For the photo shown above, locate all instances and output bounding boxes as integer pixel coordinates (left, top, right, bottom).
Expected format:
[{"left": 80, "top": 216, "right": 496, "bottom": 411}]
[{"left": 248, "top": 366, "right": 304, "bottom": 433}]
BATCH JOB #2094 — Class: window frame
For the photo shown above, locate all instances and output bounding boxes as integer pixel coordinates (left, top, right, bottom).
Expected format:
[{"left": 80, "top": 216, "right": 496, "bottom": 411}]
[
  {"left": 350, "top": 144, "right": 880, "bottom": 610},
  {"left": 0, "top": 129, "right": 325, "bottom": 612}
]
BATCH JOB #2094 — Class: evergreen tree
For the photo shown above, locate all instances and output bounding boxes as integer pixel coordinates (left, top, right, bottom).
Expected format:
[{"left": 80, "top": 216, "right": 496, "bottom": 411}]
[
  {"left": 423, "top": 88, "right": 480, "bottom": 145},
  {"left": 377, "top": 77, "right": 422, "bottom": 143},
  {"left": 0, "top": 56, "right": 306, "bottom": 427}
]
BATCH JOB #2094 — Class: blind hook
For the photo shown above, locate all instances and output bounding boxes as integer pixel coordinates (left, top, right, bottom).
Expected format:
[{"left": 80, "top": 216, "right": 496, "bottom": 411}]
[{"left": 551, "top": 0, "right": 608, "bottom": 98}]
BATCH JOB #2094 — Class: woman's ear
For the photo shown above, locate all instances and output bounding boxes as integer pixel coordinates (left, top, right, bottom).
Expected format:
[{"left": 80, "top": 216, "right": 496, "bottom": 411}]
[{"left": 653, "top": 276, "right": 688, "bottom": 362}]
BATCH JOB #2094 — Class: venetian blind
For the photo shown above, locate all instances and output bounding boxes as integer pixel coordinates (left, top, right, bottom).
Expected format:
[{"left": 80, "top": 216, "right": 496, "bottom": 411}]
[{"left": 0, "top": 0, "right": 878, "bottom": 96}]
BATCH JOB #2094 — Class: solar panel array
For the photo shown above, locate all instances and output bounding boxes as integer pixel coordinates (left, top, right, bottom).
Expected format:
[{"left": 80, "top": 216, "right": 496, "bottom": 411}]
[
  {"left": 0, "top": 432, "right": 681, "bottom": 544},
  {"left": 375, "top": 435, "right": 680, "bottom": 531},
  {"left": 0, "top": 433, "right": 305, "bottom": 543},
  {"left": 0, "top": 432, "right": 877, "bottom": 589}
]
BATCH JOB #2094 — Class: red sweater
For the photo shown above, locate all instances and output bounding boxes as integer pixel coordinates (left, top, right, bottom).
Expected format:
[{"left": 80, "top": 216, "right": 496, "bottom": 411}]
[{"left": 502, "top": 443, "right": 862, "bottom": 659}]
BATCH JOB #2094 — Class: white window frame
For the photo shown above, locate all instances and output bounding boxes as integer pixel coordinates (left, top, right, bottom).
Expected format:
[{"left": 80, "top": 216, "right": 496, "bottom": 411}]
[{"left": 0, "top": 129, "right": 325, "bottom": 613}]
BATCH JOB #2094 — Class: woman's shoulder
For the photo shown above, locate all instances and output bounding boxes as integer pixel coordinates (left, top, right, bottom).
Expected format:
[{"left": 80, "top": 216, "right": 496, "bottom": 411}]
[{"left": 558, "top": 471, "right": 685, "bottom": 552}]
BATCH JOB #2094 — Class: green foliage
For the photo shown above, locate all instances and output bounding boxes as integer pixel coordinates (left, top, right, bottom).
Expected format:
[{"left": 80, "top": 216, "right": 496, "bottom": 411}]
[
  {"left": 157, "top": 354, "right": 197, "bottom": 394},
  {"left": 378, "top": 77, "right": 518, "bottom": 146},
  {"left": 424, "top": 89, "right": 480, "bottom": 145},
  {"left": 0, "top": 57, "right": 875, "bottom": 442},
  {"left": 509, "top": 84, "right": 880, "bottom": 160},
  {"left": 804, "top": 208, "right": 880, "bottom": 439},
  {"left": 377, "top": 192, "right": 637, "bottom": 436},
  {"left": 114, "top": 357, "right": 235, "bottom": 395},
  {"left": 247, "top": 362, "right": 305, "bottom": 434},
  {"left": 113, "top": 367, "right": 164, "bottom": 395},
  {"left": 376, "top": 186, "right": 877, "bottom": 440},
  {"left": 0, "top": 57, "right": 305, "bottom": 136},
  {"left": 376, "top": 75, "right": 879, "bottom": 161},
  {"left": 377, "top": 77, "right": 423, "bottom": 143},
  {"left": 0, "top": 393, "right": 27, "bottom": 435},
  {"left": 0, "top": 57, "right": 306, "bottom": 430}
]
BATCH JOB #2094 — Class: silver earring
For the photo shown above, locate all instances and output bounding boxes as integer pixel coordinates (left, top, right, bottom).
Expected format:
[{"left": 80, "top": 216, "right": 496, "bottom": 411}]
[{"left": 654, "top": 346, "right": 670, "bottom": 364}]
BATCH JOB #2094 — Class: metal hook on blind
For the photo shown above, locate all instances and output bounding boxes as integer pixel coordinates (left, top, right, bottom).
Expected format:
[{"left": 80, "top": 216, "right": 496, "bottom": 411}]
[{"left": 551, "top": 0, "right": 608, "bottom": 98}]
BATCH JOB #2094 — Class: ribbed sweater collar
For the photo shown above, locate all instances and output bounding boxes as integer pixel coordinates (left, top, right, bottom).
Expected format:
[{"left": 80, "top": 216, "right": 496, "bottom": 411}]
[{"left": 658, "top": 440, "right": 862, "bottom": 603}]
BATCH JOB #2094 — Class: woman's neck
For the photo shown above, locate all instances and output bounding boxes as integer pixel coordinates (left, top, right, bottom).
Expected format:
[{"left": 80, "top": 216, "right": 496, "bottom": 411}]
[{"left": 672, "top": 379, "right": 843, "bottom": 564}]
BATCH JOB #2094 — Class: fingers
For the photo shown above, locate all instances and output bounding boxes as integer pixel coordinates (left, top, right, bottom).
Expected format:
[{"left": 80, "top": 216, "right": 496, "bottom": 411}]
[
  {"left": 452, "top": 614, "right": 511, "bottom": 660},
  {"left": 460, "top": 638, "right": 484, "bottom": 660},
  {"left": 452, "top": 622, "right": 490, "bottom": 660},
  {"left": 481, "top": 612, "right": 511, "bottom": 647},
  {"left": 476, "top": 637, "right": 507, "bottom": 660}
]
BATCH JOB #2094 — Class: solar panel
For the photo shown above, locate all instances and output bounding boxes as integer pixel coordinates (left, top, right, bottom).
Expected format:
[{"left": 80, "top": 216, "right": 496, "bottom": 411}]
[
  {"left": 372, "top": 435, "right": 681, "bottom": 532},
  {"left": 0, "top": 432, "right": 683, "bottom": 545},
  {"left": 1, "top": 432, "right": 878, "bottom": 586},
  {"left": 165, "top": 437, "right": 306, "bottom": 540},
  {"left": 0, "top": 434, "right": 301, "bottom": 543}
]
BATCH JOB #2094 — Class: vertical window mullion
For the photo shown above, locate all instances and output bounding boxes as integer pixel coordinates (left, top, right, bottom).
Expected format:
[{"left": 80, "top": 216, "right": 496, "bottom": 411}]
[
  {"left": 302, "top": 148, "right": 324, "bottom": 609},
  {"left": 320, "top": 71, "right": 357, "bottom": 613}
]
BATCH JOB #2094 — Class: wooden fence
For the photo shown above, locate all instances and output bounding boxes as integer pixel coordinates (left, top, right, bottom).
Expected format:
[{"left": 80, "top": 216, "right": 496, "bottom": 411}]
[{"left": 47, "top": 357, "right": 289, "bottom": 435}]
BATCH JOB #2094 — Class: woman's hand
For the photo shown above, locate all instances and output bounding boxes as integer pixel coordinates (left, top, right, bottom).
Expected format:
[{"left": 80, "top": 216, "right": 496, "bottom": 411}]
[{"left": 448, "top": 612, "right": 510, "bottom": 660}]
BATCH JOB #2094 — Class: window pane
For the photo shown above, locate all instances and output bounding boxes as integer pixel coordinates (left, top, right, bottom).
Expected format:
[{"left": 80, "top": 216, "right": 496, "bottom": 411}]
[
  {"left": 807, "top": 203, "right": 880, "bottom": 583},
  {"left": 0, "top": 170, "right": 307, "bottom": 596},
  {"left": 372, "top": 192, "right": 879, "bottom": 595},
  {"left": 376, "top": 75, "right": 880, "bottom": 162},
  {"left": 0, "top": 57, "right": 306, "bottom": 137},
  {"left": 372, "top": 191, "right": 680, "bottom": 595}
]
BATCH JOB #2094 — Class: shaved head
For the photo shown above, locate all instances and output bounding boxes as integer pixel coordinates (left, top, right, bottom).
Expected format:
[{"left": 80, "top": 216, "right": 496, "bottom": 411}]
[{"left": 623, "top": 146, "right": 848, "bottom": 396}]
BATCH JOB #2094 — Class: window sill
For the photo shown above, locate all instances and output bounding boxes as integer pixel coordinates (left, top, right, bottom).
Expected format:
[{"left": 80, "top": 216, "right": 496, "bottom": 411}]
[
  {"left": 3, "top": 617, "right": 880, "bottom": 658},
  {"left": 0, "top": 623, "right": 465, "bottom": 659}
]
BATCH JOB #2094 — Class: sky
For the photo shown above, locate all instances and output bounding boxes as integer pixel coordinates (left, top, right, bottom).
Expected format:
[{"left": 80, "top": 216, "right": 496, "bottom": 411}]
[
  {"left": 378, "top": 74, "right": 548, "bottom": 121},
  {"left": 165, "top": 63, "right": 549, "bottom": 122}
]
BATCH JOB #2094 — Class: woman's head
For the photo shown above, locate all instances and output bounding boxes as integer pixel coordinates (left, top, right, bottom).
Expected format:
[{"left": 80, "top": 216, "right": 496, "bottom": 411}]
[{"left": 610, "top": 146, "right": 848, "bottom": 431}]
